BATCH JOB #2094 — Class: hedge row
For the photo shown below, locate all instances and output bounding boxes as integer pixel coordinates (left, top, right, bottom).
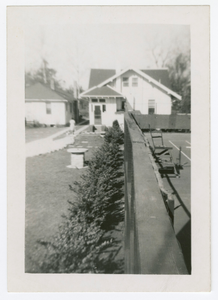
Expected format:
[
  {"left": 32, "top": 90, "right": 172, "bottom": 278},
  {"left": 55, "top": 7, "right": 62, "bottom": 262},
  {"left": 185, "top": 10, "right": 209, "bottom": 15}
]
[{"left": 31, "top": 120, "right": 124, "bottom": 273}]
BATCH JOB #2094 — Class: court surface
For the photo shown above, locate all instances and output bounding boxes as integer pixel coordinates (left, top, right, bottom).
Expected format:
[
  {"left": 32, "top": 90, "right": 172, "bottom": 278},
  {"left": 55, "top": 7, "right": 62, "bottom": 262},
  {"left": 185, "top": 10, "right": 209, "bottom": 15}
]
[{"left": 146, "top": 132, "right": 191, "bottom": 273}]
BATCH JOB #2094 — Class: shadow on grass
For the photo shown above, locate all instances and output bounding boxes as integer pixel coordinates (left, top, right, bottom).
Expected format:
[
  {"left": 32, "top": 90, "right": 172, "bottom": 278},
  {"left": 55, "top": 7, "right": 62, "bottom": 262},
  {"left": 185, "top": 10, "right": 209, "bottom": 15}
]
[
  {"left": 27, "top": 163, "right": 124, "bottom": 274},
  {"left": 27, "top": 226, "right": 124, "bottom": 274}
]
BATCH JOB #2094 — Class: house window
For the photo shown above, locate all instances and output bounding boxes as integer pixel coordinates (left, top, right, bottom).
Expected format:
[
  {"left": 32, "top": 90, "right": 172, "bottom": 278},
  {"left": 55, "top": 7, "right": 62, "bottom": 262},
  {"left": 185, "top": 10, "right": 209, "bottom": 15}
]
[
  {"left": 70, "top": 103, "right": 73, "bottom": 113},
  {"left": 99, "top": 99, "right": 105, "bottom": 103},
  {"left": 122, "top": 77, "right": 129, "bottom": 87},
  {"left": 103, "top": 105, "right": 106, "bottom": 112},
  {"left": 148, "top": 107, "right": 155, "bottom": 115},
  {"left": 46, "top": 102, "right": 51, "bottom": 114},
  {"left": 92, "top": 99, "right": 98, "bottom": 102},
  {"left": 132, "top": 77, "right": 138, "bottom": 87},
  {"left": 148, "top": 100, "right": 156, "bottom": 115}
]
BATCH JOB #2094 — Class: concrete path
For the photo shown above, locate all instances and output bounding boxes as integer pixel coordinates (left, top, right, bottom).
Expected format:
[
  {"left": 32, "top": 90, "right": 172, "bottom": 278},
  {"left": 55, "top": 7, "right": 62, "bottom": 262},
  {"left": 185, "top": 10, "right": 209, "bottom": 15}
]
[{"left": 26, "top": 125, "right": 89, "bottom": 158}]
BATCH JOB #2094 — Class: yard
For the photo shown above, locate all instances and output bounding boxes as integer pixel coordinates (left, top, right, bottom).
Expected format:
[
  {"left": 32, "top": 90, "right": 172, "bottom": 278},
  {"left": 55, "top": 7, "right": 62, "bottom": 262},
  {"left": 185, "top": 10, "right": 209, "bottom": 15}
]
[{"left": 25, "top": 131, "right": 115, "bottom": 272}]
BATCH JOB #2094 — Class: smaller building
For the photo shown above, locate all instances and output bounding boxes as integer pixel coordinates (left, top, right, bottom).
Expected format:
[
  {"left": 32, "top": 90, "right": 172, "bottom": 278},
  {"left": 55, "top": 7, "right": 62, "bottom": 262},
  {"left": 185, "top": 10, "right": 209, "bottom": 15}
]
[{"left": 25, "top": 82, "right": 79, "bottom": 126}]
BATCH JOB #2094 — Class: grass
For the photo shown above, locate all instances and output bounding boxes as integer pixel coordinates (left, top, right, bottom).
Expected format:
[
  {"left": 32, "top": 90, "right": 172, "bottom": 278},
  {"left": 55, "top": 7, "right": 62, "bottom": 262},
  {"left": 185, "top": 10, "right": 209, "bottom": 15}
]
[{"left": 25, "top": 132, "right": 112, "bottom": 272}]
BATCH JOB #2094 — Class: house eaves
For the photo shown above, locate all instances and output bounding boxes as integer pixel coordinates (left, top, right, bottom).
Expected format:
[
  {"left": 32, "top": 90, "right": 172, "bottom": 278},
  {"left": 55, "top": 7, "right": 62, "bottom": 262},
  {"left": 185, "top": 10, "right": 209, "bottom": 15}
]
[
  {"left": 132, "top": 69, "right": 182, "bottom": 100},
  {"left": 80, "top": 68, "right": 182, "bottom": 100},
  {"left": 79, "top": 68, "right": 129, "bottom": 98},
  {"left": 80, "top": 85, "right": 125, "bottom": 98},
  {"left": 25, "top": 82, "right": 70, "bottom": 101},
  {"left": 97, "top": 68, "right": 181, "bottom": 100},
  {"left": 25, "top": 98, "right": 68, "bottom": 103}
]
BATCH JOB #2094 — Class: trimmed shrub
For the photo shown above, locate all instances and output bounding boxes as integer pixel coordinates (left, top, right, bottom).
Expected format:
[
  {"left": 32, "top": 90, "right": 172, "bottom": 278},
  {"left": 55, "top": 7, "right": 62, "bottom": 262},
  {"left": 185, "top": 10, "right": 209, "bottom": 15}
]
[
  {"left": 104, "top": 120, "right": 124, "bottom": 145},
  {"left": 71, "top": 141, "right": 124, "bottom": 231},
  {"left": 32, "top": 216, "right": 121, "bottom": 273},
  {"left": 31, "top": 120, "right": 124, "bottom": 273}
]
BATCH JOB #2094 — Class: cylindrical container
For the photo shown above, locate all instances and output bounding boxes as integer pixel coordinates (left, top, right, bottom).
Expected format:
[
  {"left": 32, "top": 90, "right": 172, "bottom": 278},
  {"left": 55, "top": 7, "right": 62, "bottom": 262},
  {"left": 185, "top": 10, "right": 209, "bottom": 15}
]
[{"left": 67, "top": 148, "right": 88, "bottom": 168}]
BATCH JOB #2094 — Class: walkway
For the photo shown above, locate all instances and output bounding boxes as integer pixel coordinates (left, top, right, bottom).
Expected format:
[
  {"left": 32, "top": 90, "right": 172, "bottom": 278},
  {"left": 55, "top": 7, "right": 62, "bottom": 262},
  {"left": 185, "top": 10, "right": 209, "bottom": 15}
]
[{"left": 26, "top": 125, "right": 89, "bottom": 158}]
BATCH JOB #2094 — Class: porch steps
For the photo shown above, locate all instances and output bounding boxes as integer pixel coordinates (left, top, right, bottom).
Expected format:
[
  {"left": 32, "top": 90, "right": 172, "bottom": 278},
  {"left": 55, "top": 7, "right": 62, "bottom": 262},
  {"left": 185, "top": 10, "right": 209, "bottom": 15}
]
[{"left": 94, "top": 125, "right": 103, "bottom": 132}]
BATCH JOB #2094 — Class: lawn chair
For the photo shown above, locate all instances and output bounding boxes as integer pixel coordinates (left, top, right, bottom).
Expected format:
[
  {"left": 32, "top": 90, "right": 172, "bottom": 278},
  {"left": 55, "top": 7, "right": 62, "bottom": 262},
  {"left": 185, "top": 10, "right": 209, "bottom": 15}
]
[{"left": 149, "top": 125, "right": 179, "bottom": 177}]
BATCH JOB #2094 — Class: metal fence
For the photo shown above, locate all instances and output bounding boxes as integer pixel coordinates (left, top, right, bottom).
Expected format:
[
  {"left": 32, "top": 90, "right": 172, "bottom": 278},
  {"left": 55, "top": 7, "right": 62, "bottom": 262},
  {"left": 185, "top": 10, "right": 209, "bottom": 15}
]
[{"left": 132, "top": 113, "right": 191, "bottom": 131}]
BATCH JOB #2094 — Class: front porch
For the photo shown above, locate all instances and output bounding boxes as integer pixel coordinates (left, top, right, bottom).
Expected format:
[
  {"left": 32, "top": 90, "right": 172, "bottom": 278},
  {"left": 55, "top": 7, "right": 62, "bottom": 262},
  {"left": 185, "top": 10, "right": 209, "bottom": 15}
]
[{"left": 80, "top": 85, "right": 126, "bottom": 127}]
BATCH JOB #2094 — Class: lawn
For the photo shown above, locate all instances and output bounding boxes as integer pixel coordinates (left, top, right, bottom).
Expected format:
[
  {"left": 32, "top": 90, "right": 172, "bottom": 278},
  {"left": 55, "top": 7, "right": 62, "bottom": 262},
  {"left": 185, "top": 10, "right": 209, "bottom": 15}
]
[{"left": 25, "top": 132, "right": 121, "bottom": 272}]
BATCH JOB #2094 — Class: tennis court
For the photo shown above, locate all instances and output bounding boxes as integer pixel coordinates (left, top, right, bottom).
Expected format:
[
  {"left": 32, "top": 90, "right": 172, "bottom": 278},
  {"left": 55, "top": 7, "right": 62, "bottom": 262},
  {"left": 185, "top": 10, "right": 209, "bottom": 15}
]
[{"left": 146, "top": 131, "right": 191, "bottom": 273}]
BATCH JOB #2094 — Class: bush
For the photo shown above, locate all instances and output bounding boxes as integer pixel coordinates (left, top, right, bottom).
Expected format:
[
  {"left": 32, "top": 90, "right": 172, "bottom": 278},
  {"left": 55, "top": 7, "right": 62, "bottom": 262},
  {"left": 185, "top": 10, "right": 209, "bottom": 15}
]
[
  {"left": 31, "top": 120, "right": 125, "bottom": 273},
  {"left": 32, "top": 217, "right": 119, "bottom": 273},
  {"left": 71, "top": 141, "right": 124, "bottom": 231},
  {"left": 25, "top": 120, "right": 44, "bottom": 128},
  {"left": 104, "top": 120, "right": 124, "bottom": 145}
]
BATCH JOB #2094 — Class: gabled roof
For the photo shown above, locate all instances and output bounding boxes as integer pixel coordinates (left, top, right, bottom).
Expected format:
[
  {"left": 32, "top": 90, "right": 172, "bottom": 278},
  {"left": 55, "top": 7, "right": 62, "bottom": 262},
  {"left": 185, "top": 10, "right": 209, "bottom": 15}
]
[
  {"left": 88, "top": 68, "right": 171, "bottom": 89},
  {"left": 25, "top": 82, "right": 73, "bottom": 101},
  {"left": 82, "top": 85, "right": 125, "bottom": 97},
  {"left": 141, "top": 69, "right": 171, "bottom": 89},
  {"left": 81, "top": 68, "right": 181, "bottom": 100},
  {"left": 131, "top": 69, "right": 181, "bottom": 100},
  {"left": 89, "top": 69, "right": 116, "bottom": 89},
  {"left": 55, "top": 89, "right": 75, "bottom": 102}
]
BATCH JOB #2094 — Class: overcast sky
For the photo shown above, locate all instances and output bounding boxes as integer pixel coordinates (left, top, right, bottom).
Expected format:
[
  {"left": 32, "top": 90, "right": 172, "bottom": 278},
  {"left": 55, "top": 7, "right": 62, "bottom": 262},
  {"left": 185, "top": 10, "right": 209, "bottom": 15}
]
[{"left": 25, "top": 23, "right": 190, "bottom": 89}]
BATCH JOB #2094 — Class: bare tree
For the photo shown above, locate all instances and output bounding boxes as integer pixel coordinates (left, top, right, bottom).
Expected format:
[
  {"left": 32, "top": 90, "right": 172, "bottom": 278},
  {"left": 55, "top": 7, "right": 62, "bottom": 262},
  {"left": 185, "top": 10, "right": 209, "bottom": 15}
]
[
  {"left": 144, "top": 28, "right": 191, "bottom": 113},
  {"left": 65, "top": 29, "right": 97, "bottom": 96},
  {"left": 144, "top": 28, "right": 189, "bottom": 68},
  {"left": 167, "top": 51, "right": 191, "bottom": 113},
  {"left": 144, "top": 32, "right": 174, "bottom": 68},
  {"left": 151, "top": 45, "right": 171, "bottom": 68}
]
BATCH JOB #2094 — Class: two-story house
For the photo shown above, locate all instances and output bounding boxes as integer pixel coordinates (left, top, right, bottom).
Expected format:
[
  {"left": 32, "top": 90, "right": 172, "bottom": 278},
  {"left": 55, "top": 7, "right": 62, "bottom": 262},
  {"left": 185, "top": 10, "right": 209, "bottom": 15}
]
[{"left": 79, "top": 68, "right": 181, "bottom": 127}]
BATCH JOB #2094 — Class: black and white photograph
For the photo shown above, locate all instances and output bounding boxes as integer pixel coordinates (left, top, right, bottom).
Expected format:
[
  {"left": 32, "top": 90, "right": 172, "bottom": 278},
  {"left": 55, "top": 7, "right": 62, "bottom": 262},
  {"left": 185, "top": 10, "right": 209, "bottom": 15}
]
[{"left": 7, "top": 5, "right": 210, "bottom": 292}]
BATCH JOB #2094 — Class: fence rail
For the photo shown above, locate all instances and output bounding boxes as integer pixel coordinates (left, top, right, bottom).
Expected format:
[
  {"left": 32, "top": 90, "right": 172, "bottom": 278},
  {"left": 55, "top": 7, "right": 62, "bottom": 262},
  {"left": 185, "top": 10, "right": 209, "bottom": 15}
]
[
  {"left": 124, "top": 111, "right": 188, "bottom": 274},
  {"left": 132, "top": 113, "right": 191, "bottom": 131}
]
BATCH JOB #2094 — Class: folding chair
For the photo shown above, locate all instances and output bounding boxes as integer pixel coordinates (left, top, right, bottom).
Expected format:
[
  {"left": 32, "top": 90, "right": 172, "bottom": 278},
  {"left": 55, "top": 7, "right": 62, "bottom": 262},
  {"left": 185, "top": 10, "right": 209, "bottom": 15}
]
[{"left": 149, "top": 125, "right": 179, "bottom": 177}]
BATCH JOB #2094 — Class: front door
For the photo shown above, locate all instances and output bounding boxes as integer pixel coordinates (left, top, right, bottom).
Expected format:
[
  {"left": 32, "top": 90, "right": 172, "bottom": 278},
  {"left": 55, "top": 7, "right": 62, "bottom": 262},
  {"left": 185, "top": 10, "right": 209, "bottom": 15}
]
[{"left": 94, "top": 105, "right": 102, "bottom": 125}]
